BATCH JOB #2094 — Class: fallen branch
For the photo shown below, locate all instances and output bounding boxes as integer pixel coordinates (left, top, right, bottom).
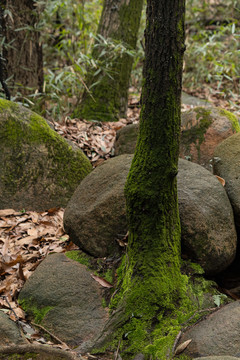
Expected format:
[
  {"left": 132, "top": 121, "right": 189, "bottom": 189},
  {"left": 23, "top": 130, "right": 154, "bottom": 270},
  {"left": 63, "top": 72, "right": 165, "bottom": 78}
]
[{"left": 32, "top": 322, "right": 69, "bottom": 348}]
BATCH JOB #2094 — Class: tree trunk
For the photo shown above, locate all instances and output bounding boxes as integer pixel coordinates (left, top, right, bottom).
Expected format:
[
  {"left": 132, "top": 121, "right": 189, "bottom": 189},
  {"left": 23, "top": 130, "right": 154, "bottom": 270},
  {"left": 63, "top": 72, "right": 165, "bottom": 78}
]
[
  {"left": 1, "top": 0, "right": 43, "bottom": 96},
  {"left": 94, "top": 0, "right": 188, "bottom": 358},
  {"left": 74, "top": 0, "right": 144, "bottom": 121}
]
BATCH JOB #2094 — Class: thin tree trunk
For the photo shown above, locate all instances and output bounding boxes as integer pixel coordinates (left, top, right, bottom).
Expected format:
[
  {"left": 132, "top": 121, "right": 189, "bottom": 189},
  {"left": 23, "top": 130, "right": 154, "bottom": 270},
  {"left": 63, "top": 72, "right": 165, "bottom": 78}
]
[
  {"left": 1, "top": 0, "right": 43, "bottom": 96},
  {"left": 94, "top": 0, "right": 187, "bottom": 358},
  {"left": 75, "top": 0, "right": 144, "bottom": 121}
]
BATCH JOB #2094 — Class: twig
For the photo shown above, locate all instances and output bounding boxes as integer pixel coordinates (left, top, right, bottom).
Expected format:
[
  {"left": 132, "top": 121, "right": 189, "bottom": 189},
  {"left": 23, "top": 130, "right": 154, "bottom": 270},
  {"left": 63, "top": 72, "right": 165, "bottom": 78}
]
[
  {"left": 0, "top": 295, "right": 20, "bottom": 326},
  {"left": 114, "top": 339, "right": 121, "bottom": 360},
  {"left": 170, "top": 307, "right": 219, "bottom": 359},
  {"left": 31, "top": 322, "right": 69, "bottom": 348},
  {"left": 171, "top": 330, "right": 182, "bottom": 357},
  {"left": 181, "top": 307, "right": 217, "bottom": 328}
]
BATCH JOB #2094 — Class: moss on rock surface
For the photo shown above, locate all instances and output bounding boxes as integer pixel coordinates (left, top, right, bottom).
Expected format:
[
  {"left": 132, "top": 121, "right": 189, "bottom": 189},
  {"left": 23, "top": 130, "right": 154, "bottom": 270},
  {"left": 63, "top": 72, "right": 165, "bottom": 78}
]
[
  {"left": 180, "top": 106, "right": 240, "bottom": 169},
  {"left": 0, "top": 99, "right": 92, "bottom": 211}
]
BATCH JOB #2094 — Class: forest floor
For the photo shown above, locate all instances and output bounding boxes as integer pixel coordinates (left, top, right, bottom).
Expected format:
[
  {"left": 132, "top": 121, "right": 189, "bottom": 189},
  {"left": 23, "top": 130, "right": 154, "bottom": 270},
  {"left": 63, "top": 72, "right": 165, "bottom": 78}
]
[{"left": 0, "top": 89, "right": 239, "bottom": 357}]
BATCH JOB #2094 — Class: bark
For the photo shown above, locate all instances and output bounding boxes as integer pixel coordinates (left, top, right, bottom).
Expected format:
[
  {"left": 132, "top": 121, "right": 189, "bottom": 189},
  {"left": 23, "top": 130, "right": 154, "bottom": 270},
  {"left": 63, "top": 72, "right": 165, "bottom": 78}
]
[
  {"left": 94, "top": 0, "right": 187, "bottom": 358},
  {"left": 1, "top": 0, "right": 43, "bottom": 96},
  {"left": 75, "top": 0, "right": 144, "bottom": 121}
]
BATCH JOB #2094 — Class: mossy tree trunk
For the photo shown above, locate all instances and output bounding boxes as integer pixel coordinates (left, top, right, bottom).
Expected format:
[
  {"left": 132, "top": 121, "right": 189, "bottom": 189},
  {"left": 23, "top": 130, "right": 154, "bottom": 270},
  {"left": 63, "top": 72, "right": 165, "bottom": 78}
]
[
  {"left": 1, "top": 0, "right": 43, "bottom": 96},
  {"left": 75, "top": 0, "right": 144, "bottom": 121},
  {"left": 95, "top": 0, "right": 188, "bottom": 358}
]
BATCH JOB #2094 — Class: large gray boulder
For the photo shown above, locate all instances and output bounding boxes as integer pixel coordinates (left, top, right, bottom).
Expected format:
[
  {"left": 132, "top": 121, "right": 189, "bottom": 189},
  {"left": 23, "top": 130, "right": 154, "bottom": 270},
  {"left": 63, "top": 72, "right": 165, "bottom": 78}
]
[
  {"left": 19, "top": 253, "right": 108, "bottom": 348},
  {"left": 213, "top": 132, "right": 240, "bottom": 227},
  {"left": 0, "top": 345, "right": 78, "bottom": 359},
  {"left": 178, "top": 159, "right": 237, "bottom": 275},
  {"left": 64, "top": 155, "right": 236, "bottom": 274},
  {"left": 64, "top": 154, "right": 133, "bottom": 258},
  {"left": 114, "top": 123, "right": 139, "bottom": 156},
  {"left": 0, "top": 99, "right": 92, "bottom": 211},
  {"left": 0, "top": 312, "right": 26, "bottom": 346},
  {"left": 179, "top": 301, "right": 240, "bottom": 358}
]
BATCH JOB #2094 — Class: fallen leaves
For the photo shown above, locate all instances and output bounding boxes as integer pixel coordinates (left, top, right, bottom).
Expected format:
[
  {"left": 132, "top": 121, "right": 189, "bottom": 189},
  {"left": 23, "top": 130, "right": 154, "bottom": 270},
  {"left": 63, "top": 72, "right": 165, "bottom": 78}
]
[
  {"left": 53, "top": 103, "right": 140, "bottom": 167},
  {"left": 174, "top": 339, "right": 192, "bottom": 356},
  {"left": 215, "top": 175, "right": 225, "bottom": 187},
  {"left": 0, "top": 208, "right": 76, "bottom": 323},
  {"left": 90, "top": 274, "right": 113, "bottom": 288}
]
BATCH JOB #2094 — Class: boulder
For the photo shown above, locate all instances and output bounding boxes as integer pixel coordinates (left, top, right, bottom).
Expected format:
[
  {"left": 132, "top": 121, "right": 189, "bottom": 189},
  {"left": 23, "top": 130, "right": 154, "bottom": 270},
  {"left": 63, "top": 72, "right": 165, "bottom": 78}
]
[
  {"left": 178, "top": 301, "right": 240, "bottom": 358},
  {"left": 19, "top": 253, "right": 108, "bottom": 348},
  {"left": 64, "top": 154, "right": 236, "bottom": 274},
  {"left": 0, "top": 344, "right": 78, "bottom": 359},
  {"left": 0, "top": 99, "right": 92, "bottom": 211},
  {"left": 0, "top": 311, "right": 26, "bottom": 346},
  {"left": 64, "top": 154, "right": 133, "bottom": 257},
  {"left": 213, "top": 132, "right": 240, "bottom": 227},
  {"left": 180, "top": 107, "right": 240, "bottom": 170},
  {"left": 113, "top": 107, "right": 240, "bottom": 171},
  {"left": 178, "top": 159, "right": 237, "bottom": 275},
  {"left": 181, "top": 92, "right": 212, "bottom": 107},
  {"left": 114, "top": 123, "right": 139, "bottom": 156}
]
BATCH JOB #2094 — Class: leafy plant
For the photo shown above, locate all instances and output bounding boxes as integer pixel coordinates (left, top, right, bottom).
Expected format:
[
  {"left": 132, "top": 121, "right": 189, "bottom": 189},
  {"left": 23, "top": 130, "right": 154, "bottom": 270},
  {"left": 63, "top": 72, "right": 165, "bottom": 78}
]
[{"left": 213, "top": 294, "right": 227, "bottom": 307}]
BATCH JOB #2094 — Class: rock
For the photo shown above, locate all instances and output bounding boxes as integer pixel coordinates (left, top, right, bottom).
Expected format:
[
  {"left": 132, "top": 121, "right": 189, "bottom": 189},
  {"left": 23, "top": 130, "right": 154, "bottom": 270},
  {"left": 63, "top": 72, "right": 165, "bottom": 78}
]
[
  {"left": 213, "top": 132, "right": 240, "bottom": 227},
  {"left": 181, "top": 92, "right": 212, "bottom": 107},
  {"left": 64, "top": 153, "right": 236, "bottom": 274},
  {"left": 0, "top": 99, "right": 92, "bottom": 211},
  {"left": 194, "top": 357, "right": 240, "bottom": 360},
  {"left": 113, "top": 107, "right": 240, "bottom": 171},
  {"left": 179, "top": 301, "right": 240, "bottom": 358},
  {"left": 64, "top": 154, "right": 133, "bottom": 257},
  {"left": 178, "top": 159, "right": 237, "bottom": 275},
  {"left": 0, "top": 344, "right": 78, "bottom": 359},
  {"left": 19, "top": 253, "right": 108, "bottom": 348},
  {"left": 0, "top": 312, "right": 26, "bottom": 346},
  {"left": 180, "top": 107, "right": 240, "bottom": 170},
  {"left": 114, "top": 123, "right": 139, "bottom": 156}
]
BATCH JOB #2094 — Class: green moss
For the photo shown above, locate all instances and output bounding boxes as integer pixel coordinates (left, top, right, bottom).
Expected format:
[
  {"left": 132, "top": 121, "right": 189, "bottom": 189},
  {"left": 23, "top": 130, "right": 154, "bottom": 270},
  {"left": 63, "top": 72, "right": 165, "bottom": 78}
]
[
  {"left": 19, "top": 299, "right": 53, "bottom": 324},
  {"left": 95, "top": 255, "right": 223, "bottom": 359},
  {"left": 0, "top": 99, "right": 92, "bottom": 207},
  {"left": 102, "top": 298, "right": 107, "bottom": 308},
  {"left": 103, "top": 269, "right": 113, "bottom": 284},
  {"left": 219, "top": 108, "right": 240, "bottom": 132},
  {"left": 65, "top": 250, "right": 90, "bottom": 266},
  {"left": 181, "top": 107, "right": 212, "bottom": 160}
]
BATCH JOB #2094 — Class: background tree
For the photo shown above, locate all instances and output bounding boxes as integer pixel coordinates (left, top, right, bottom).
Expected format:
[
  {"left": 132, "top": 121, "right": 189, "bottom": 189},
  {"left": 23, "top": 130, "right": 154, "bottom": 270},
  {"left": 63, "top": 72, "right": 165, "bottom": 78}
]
[
  {"left": 74, "top": 0, "right": 144, "bottom": 121},
  {"left": 1, "top": 0, "right": 43, "bottom": 96},
  {"left": 95, "top": 0, "right": 191, "bottom": 358}
]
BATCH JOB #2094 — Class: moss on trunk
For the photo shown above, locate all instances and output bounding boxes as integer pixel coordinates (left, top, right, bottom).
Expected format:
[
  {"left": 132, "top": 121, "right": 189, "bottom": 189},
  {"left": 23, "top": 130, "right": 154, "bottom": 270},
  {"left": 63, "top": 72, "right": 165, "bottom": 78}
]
[
  {"left": 74, "top": 0, "right": 144, "bottom": 121},
  {"left": 93, "top": 1, "right": 195, "bottom": 358}
]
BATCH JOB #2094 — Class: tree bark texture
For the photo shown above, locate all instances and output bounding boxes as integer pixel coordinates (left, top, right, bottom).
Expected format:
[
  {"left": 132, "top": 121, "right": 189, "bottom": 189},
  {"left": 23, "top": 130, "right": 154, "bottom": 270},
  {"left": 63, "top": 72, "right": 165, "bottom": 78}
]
[
  {"left": 76, "top": 0, "right": 144, "bottom": 121},
  {"left": 112, "top": 0, "right": 186, "bottom": 357},
  {"left": 1, "top": 0, "right": 43, "bottom": 96}
]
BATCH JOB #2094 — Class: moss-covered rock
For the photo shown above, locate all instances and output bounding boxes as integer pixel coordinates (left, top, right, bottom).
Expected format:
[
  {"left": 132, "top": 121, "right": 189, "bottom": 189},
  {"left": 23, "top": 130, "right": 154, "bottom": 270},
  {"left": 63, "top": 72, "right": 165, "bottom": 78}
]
[
  {"left": 0, "top": 99, "right": 92, "bottom": 211},
  {"left": 178, "top": 301, "right": 240, "bottom": 358},
  {"left": 180, "top": 107, "right": 240, "bottom": 170},
  {"left": 18, "top": 253, "right": 108, "bottom": 348},
  {"left": 113, "top": 107, "right": 240, "bottom": 172}
]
